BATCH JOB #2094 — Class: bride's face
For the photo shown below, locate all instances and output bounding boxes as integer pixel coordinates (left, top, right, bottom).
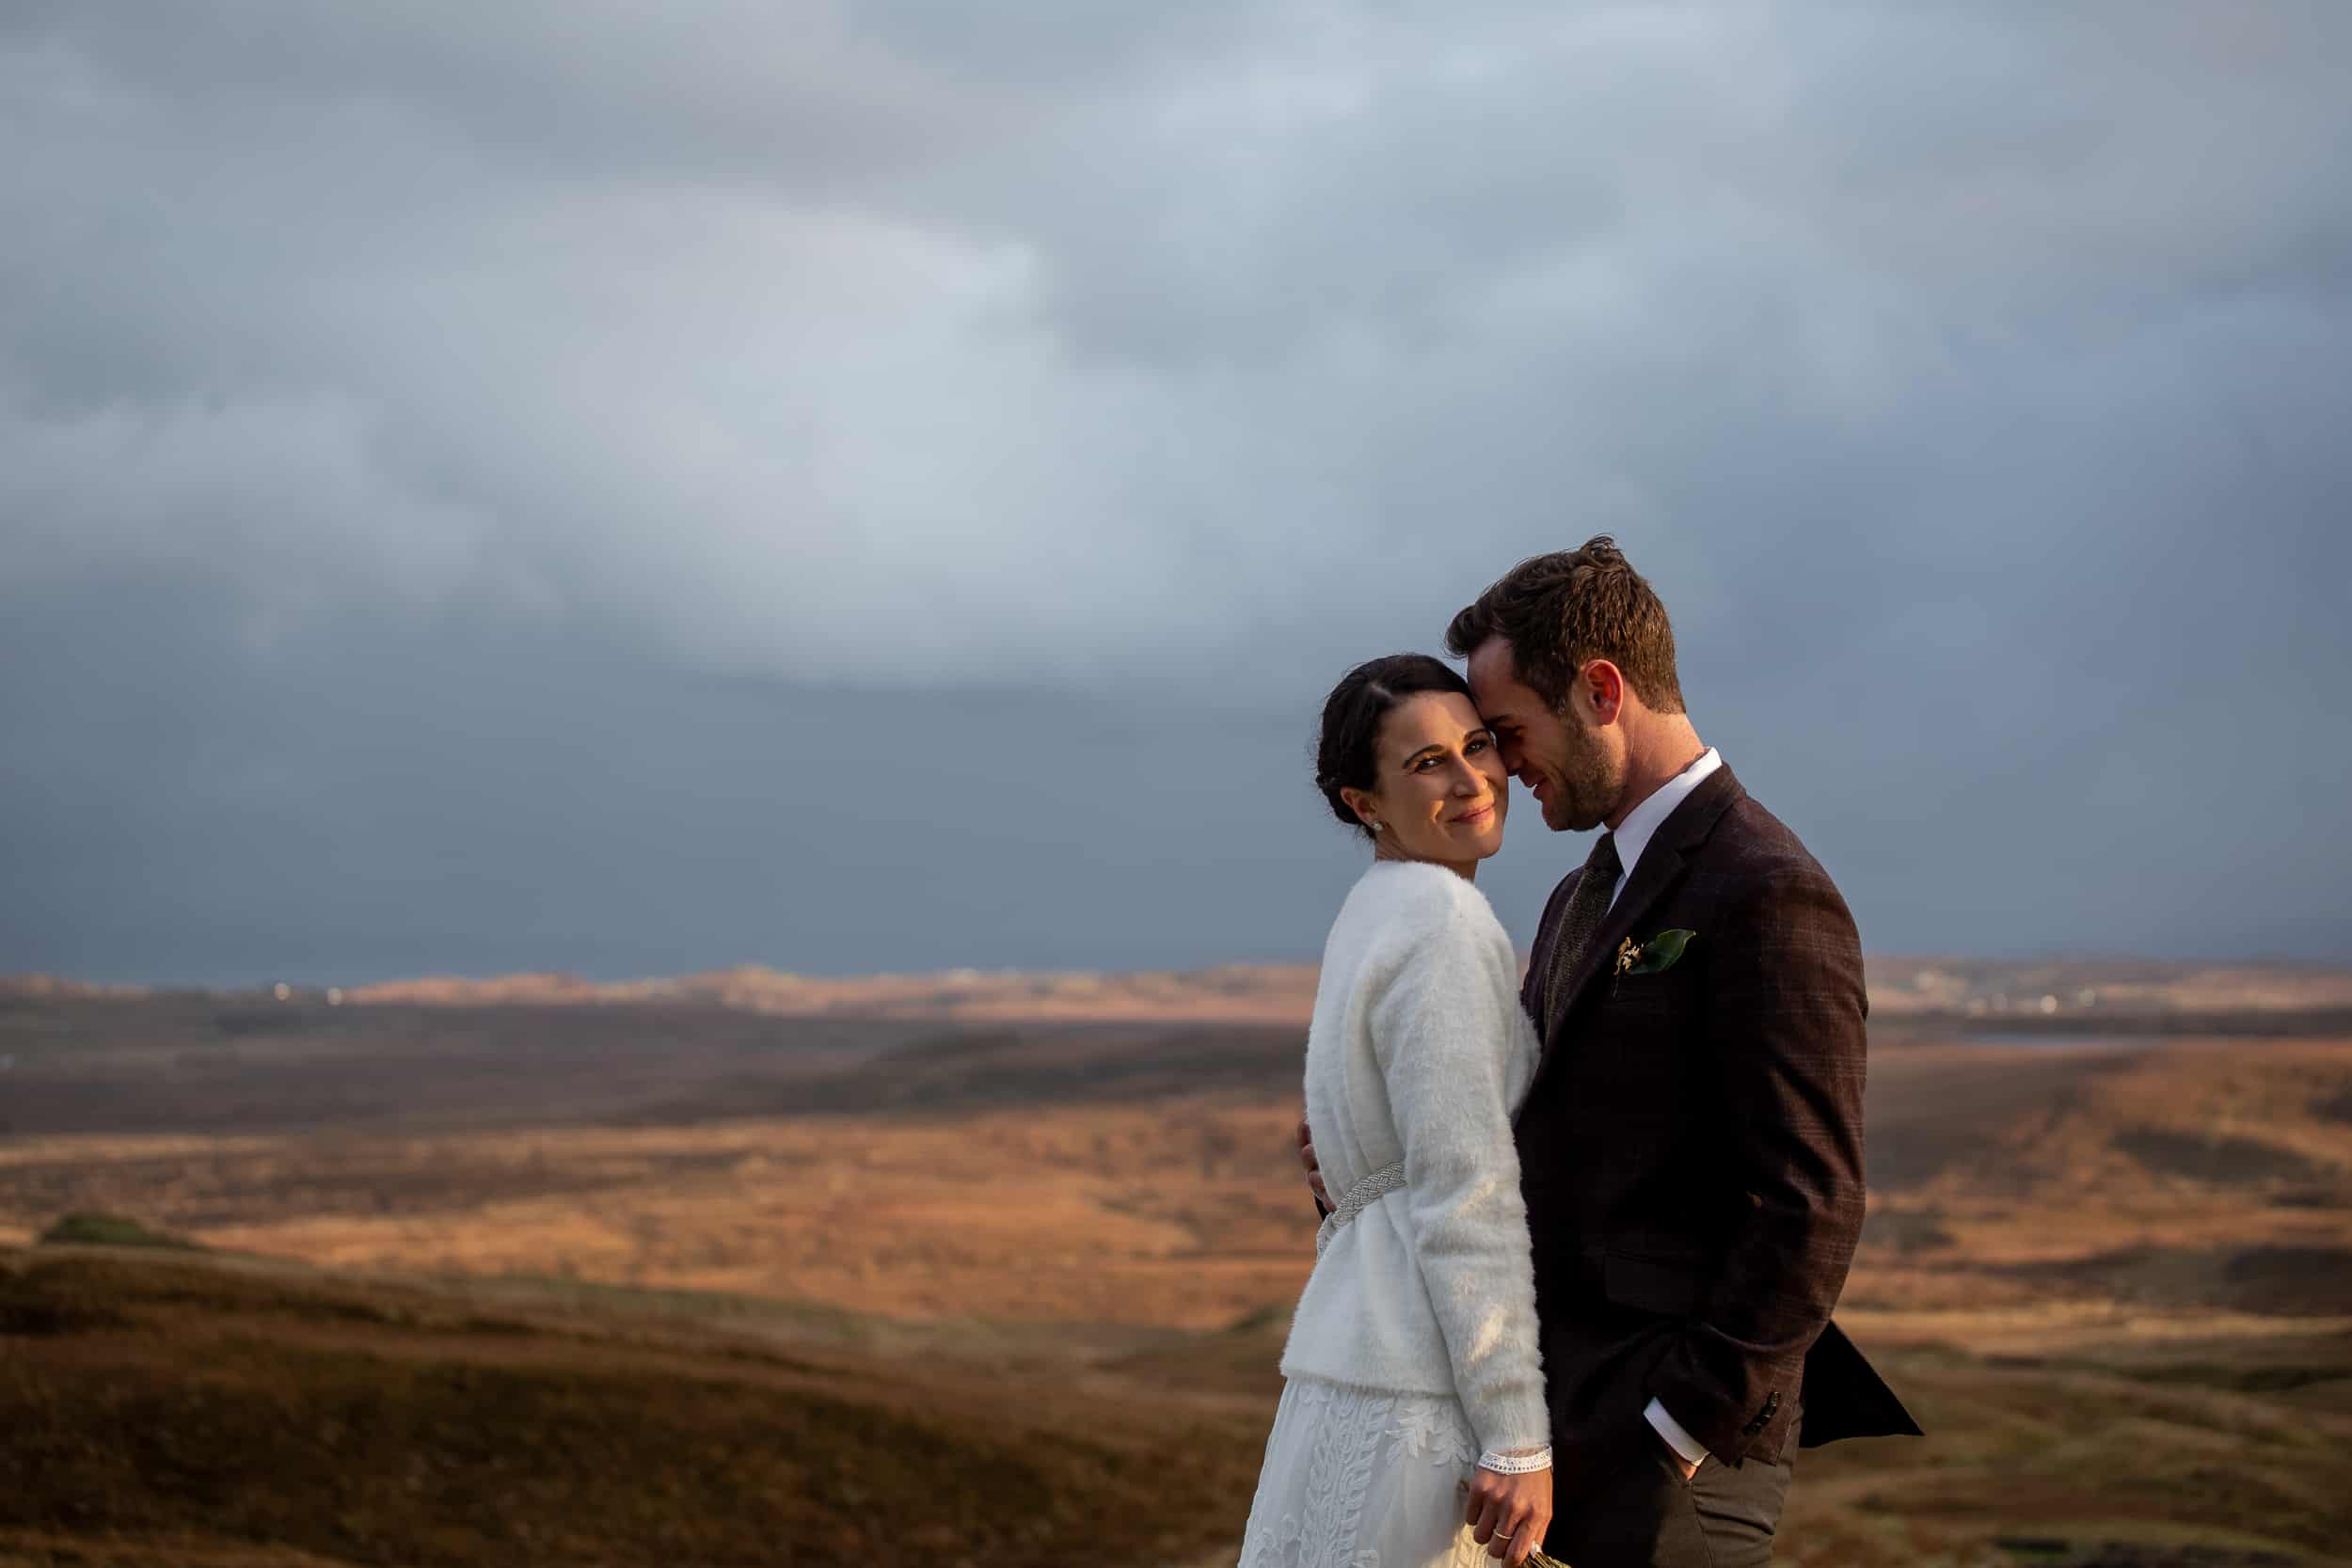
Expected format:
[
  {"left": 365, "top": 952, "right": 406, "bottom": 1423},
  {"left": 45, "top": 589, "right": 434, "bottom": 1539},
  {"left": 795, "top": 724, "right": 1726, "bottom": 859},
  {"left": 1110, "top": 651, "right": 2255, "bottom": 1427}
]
[{"left": 1344, "top": 692, "right": 1510, "bottom": 866}]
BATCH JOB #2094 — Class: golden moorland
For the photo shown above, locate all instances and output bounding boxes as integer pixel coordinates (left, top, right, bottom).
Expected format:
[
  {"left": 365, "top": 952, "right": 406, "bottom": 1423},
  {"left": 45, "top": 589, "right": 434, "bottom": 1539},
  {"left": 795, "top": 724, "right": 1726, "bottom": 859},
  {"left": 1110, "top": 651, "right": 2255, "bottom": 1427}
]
[{"left": 2, "top": 959, "right": 2349, "bottom": 1568}]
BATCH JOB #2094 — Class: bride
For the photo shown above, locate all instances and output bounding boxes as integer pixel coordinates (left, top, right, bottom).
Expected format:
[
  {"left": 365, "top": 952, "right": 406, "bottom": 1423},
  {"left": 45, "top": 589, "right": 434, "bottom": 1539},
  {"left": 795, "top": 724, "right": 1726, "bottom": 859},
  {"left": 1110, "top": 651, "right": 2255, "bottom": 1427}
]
[{"left": 1237, "top": 654, "right": 1551, "bottom": 1568}]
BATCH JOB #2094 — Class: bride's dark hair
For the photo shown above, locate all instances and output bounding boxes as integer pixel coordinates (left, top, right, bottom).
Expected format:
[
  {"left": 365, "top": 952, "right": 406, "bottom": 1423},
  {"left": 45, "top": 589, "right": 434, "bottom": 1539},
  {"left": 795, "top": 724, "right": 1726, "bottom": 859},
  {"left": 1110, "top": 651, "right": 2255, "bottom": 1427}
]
[{"left": 1313, "top": 654, "right": 1475, "bottom": 840}]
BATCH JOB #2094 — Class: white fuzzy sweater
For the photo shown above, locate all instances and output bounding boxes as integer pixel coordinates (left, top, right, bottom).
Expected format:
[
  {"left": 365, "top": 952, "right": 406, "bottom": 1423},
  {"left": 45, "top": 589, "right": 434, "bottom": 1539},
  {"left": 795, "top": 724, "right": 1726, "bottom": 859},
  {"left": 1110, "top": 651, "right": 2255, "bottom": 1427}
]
[{"left": 1278, "top": 860, "right": 1549, "bottom": 1456}]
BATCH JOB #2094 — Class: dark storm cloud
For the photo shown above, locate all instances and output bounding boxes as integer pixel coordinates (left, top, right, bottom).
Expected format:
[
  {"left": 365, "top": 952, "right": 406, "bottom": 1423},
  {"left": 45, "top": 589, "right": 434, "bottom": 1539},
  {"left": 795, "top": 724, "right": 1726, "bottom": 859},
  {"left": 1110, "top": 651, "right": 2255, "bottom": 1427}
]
[
  {"left": 4, "top": 3, "right": 2348, "bottom": 979},
  {"left": 0, "top": 576, "right": 1374, "bottom": 983}
]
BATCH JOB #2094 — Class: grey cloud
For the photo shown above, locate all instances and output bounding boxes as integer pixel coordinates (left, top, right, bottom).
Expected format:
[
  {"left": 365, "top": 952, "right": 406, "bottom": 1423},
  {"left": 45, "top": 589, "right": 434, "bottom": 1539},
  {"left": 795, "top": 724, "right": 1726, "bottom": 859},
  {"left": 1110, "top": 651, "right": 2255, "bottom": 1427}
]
[
  {"left": 3, "top": 3, "right": 2348, "bottom": 976},
  {"left": 9, "top": 2, "right": 2349, "bottom": 685},
  {"left": 0, "top": 575, "right": 1371, "bottom": 982},
  {"left": 6, "top": 2, "right": 1012, "bottom": 190}
]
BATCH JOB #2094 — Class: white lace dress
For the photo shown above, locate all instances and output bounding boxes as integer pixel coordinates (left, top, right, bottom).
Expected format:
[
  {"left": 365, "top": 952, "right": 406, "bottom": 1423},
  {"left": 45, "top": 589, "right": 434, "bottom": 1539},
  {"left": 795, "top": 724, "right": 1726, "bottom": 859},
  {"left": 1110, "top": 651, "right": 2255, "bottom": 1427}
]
[{"left": 1234, "top": 1375, "right": 1497, "bottom": 1568}]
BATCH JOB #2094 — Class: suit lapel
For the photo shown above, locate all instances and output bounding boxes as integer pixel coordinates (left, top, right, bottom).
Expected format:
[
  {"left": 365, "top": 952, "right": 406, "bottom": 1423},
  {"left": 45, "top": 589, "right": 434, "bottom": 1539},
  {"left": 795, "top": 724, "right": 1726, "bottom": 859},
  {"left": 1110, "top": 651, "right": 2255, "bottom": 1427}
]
[
  {"left": 1538, "top": 766, "right": 1747, "bottom": 1050},
  {"left": 1546, "top": 839, "right": 1686, "bottom": 1040}
]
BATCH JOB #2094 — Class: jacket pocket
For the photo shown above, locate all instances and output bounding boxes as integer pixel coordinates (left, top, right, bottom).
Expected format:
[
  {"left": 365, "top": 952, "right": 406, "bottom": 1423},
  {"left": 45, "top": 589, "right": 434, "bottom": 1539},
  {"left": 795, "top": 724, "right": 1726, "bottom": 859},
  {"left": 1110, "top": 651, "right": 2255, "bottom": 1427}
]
[
  {"left": 1602, "top": 1250, "right": 1707, "bottom": 1317},
  {"left": 1605, "top": 970, "right": 1678, "bottom": 1006}
]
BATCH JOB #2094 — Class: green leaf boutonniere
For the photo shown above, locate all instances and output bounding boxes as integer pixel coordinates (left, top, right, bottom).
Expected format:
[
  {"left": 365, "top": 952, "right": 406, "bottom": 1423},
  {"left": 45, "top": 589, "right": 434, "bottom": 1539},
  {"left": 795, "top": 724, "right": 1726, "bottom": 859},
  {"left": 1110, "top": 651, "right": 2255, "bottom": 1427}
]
[{"left": 1614, "top": 928, "right": 1695, "bottom": 976}]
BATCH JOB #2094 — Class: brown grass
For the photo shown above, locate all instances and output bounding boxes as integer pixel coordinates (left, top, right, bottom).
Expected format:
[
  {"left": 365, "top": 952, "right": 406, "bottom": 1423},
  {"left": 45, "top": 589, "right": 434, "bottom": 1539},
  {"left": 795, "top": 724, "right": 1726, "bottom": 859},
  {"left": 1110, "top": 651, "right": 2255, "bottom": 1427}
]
[
  {"left": 8, "top": 1037, "right": 2344, "bottom": 1336},
  {"left": 0, "top": 1247, "right": 1274, "bottom": 1568},
  {"left": 7, "top": 1243, "right": 2351, "bottom": 1568},
  {"left": 4, "top": 996, "right": 2352, "bottom": 1566}
]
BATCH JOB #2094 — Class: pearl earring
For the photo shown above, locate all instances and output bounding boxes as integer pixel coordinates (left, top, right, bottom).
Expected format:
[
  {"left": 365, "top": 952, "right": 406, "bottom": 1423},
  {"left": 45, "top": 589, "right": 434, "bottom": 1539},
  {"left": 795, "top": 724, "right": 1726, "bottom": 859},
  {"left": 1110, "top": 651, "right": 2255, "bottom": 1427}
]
[{"left": 1371, "top": 820, "right": 1386, "bottom": 833}]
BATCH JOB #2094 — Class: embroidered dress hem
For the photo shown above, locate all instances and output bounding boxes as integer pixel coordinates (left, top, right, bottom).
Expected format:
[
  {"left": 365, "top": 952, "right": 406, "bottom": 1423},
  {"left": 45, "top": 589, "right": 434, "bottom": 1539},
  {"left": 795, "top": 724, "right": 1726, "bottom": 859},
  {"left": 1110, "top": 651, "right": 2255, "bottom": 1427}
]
[{"left": 1236, "top": 1375, "right": 1499, "bottom": 1568}]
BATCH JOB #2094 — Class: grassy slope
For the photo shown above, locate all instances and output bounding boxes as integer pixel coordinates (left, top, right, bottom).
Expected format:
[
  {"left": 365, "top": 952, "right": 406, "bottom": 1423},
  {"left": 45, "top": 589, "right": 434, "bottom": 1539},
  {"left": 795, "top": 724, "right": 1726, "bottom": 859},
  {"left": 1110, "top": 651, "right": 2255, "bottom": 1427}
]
[
  {"left": 7, "top": 1030, "right": 2352, "bottom": 1567},
  {"left": 0, "top": 1246, "right": 1269, "bottom": 1568},
  {"left": 9, "top": 1247, "right": 2352, "bottom": 1568}
]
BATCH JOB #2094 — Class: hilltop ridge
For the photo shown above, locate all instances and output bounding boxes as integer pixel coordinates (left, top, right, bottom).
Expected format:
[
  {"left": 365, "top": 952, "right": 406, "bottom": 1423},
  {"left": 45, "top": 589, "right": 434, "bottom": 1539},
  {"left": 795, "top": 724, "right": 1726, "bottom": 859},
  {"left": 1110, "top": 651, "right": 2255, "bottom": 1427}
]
[{"left": 7, "top": 955, "right": 2349, "bottom": 1029}]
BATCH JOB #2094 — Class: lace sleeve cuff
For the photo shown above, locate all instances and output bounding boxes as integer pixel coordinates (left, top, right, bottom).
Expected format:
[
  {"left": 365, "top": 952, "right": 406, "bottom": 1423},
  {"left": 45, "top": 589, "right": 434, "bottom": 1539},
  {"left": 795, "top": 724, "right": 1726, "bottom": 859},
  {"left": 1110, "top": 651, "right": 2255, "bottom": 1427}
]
[{"left": 1475, "top": 1447, "right": 1552, "bottom": 1475}]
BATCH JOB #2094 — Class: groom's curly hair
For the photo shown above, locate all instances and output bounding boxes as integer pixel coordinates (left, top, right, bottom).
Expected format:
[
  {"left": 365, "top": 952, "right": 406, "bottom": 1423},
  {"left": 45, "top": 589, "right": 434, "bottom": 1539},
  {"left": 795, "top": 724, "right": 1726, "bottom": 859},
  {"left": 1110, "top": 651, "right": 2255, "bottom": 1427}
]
[{"left": 1445, "top": 536, "right": 1686, "bottom": 715}]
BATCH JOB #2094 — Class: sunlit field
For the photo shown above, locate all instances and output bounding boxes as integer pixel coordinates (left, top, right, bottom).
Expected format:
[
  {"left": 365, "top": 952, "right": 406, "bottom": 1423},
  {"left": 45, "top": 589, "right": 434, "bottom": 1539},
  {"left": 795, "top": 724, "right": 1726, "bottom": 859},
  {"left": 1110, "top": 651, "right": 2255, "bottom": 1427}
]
[{"left": 4, "top": 968, "right": 2349, "bottom": 1567}]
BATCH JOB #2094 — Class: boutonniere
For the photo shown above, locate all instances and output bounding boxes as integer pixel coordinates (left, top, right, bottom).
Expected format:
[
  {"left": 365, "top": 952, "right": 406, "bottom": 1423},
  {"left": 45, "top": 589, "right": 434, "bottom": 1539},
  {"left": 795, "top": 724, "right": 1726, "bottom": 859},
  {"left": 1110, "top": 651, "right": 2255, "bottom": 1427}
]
[{"left": 1615, "top": 929, "right": 1695, "bottom": 976}]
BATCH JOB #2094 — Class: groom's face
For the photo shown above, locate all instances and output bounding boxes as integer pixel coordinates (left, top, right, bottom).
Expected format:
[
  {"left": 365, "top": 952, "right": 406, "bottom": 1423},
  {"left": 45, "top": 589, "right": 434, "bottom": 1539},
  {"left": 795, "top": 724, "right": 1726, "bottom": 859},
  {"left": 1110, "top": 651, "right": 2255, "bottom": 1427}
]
[{"left": 1465, "top": 636, "right": 1620, "bottom": 833}]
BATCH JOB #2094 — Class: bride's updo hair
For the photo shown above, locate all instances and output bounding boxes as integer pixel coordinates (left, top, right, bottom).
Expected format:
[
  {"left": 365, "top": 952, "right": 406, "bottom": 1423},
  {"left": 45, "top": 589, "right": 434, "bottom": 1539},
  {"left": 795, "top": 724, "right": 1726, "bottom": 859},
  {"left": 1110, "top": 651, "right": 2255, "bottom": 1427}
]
[{"left": 1313, "top": 654, "right": 1475, "bottom": 840}]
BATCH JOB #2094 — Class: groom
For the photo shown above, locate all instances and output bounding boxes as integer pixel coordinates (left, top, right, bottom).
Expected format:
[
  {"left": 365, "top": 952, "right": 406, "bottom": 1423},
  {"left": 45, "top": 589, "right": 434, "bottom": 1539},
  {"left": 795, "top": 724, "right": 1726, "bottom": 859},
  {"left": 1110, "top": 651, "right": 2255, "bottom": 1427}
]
[{"left": 1304, "top": 539, "right": 1917, "bottom": 1567}]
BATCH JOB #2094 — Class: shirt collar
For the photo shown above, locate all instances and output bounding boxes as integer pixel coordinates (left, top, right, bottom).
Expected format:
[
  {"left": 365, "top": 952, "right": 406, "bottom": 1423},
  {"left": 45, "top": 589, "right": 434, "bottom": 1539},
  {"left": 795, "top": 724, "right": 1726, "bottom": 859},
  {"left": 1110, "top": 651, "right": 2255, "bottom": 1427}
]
[{"left": 1613, "top": 747, "right": 1723, "bottom": 885}]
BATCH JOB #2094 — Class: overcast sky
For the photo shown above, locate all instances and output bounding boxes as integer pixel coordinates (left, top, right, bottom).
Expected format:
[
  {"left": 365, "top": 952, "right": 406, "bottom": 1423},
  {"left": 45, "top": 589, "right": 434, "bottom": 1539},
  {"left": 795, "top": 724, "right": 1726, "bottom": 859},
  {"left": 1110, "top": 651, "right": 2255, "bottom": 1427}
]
[{"left": 5, "top": 3, "right": 2349, "bottom": 985}]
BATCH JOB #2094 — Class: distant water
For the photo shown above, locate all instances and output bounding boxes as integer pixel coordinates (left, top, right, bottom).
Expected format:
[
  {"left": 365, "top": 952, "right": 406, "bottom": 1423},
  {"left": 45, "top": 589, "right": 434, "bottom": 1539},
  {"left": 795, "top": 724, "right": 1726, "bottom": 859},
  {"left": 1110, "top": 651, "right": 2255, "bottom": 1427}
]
[{"left": 1957, "top": 1033, "right": 2162, "bottom": 1052}]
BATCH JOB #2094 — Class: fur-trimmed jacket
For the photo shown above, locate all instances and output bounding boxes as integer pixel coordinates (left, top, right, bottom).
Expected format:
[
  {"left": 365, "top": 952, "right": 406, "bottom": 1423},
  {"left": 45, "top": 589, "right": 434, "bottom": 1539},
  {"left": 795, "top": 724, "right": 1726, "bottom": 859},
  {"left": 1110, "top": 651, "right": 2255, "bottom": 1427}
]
[{"left": 1277, "top": 860, "right": 1549, "bottom": 1457}]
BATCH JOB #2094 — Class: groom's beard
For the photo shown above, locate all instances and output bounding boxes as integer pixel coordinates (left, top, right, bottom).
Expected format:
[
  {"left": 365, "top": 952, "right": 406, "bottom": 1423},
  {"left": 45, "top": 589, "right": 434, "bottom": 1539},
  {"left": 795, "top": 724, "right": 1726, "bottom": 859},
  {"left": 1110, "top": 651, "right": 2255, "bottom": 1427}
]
[{"left": 1539, "top": 730, "right": 1619, "bottom": 832}]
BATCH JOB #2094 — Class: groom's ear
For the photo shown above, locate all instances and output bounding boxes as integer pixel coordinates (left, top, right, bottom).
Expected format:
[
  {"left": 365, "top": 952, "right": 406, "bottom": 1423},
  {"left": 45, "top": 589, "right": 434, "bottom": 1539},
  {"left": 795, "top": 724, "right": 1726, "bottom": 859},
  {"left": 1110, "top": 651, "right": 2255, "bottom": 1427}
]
[{"left": 1578, "top": 658, "right": 1627, "bottom": 726}]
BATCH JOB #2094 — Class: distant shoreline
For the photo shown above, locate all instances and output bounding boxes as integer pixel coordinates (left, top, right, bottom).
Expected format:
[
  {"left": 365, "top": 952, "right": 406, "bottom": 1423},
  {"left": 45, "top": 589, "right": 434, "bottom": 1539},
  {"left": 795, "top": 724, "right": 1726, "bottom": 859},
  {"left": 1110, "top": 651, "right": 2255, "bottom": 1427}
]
[{"left": 7, "top": 957, "right": 2352, "bottom": 1037}]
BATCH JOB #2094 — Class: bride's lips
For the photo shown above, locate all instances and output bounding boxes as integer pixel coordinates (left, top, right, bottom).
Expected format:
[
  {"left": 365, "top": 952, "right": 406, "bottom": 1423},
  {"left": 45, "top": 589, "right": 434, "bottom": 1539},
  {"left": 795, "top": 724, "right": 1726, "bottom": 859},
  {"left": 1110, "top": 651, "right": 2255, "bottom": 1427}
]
[{"left": 1451, "top": 801, "right": 1495, "bottom": 826}]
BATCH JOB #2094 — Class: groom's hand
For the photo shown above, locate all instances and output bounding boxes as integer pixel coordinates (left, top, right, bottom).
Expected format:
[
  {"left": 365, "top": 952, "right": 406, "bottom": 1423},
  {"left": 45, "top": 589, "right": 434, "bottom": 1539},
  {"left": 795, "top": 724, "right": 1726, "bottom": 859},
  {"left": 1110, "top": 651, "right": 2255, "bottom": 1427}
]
[
  {"left": 1296, "top": 1117, "right": 1329, "bottom": 1208},
  {"left": 1650, "top": 1423, "right": 1700, "bottom": 1481}
]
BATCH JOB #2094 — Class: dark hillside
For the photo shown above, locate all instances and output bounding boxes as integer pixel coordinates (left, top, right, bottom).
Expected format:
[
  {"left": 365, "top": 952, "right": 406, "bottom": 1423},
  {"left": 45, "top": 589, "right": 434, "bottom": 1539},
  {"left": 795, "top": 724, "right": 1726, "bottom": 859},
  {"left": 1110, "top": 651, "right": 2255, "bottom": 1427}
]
[{"left": 0, "top": 1246, "right": 1267, "bottom": 1568}]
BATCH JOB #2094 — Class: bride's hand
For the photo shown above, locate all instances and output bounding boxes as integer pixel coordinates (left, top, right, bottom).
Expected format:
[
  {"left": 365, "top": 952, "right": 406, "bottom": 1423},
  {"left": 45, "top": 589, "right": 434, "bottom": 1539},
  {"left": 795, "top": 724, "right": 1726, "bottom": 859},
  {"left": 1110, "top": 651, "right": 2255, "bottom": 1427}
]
[{"left": 1463, "top": 1460, "right": 1550, "bottom": 1566}]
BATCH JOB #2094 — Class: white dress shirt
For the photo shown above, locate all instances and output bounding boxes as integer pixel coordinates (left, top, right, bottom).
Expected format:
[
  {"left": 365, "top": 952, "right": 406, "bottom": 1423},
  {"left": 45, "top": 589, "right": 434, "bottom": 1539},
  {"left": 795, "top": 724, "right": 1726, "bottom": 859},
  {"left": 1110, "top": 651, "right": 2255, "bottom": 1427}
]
[
  {"left": 1609, "top": 746, "right": 1724, "bottom": 1471},
  {"left": 1609, "top": 746, "right": 1722, "bottom": 910}
]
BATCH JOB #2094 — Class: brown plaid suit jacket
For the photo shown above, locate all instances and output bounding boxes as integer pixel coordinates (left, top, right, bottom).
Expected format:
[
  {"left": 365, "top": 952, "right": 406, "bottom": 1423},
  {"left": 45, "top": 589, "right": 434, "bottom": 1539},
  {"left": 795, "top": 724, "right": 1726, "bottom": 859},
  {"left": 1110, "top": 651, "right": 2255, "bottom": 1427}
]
[{"left": 1515, "top": 763, "right": 1919, "bottom": 1469}]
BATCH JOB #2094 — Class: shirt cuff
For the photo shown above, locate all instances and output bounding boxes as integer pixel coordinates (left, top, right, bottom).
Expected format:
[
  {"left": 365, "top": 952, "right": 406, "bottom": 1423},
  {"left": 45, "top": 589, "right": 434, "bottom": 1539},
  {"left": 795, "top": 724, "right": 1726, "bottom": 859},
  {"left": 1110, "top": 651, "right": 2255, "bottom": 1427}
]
[{"left": 1644, "top": 1397, "right": 1708, "bottom": 1467}]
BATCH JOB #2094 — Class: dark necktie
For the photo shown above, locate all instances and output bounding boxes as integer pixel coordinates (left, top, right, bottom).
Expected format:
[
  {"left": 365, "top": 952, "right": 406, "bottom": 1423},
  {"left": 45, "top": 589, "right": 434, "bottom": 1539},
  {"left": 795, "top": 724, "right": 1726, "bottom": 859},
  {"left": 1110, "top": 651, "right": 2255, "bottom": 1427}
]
[{"left": 1541, "top": 832, "right": 1621, "bottom": 1037}]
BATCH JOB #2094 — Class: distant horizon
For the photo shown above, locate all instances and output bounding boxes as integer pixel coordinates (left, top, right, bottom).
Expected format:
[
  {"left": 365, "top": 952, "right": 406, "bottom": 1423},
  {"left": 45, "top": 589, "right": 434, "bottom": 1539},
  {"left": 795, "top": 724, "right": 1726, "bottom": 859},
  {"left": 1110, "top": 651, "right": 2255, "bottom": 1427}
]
[{"left": 12, "top": 946, "right": 2350, "bottom": 996}]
